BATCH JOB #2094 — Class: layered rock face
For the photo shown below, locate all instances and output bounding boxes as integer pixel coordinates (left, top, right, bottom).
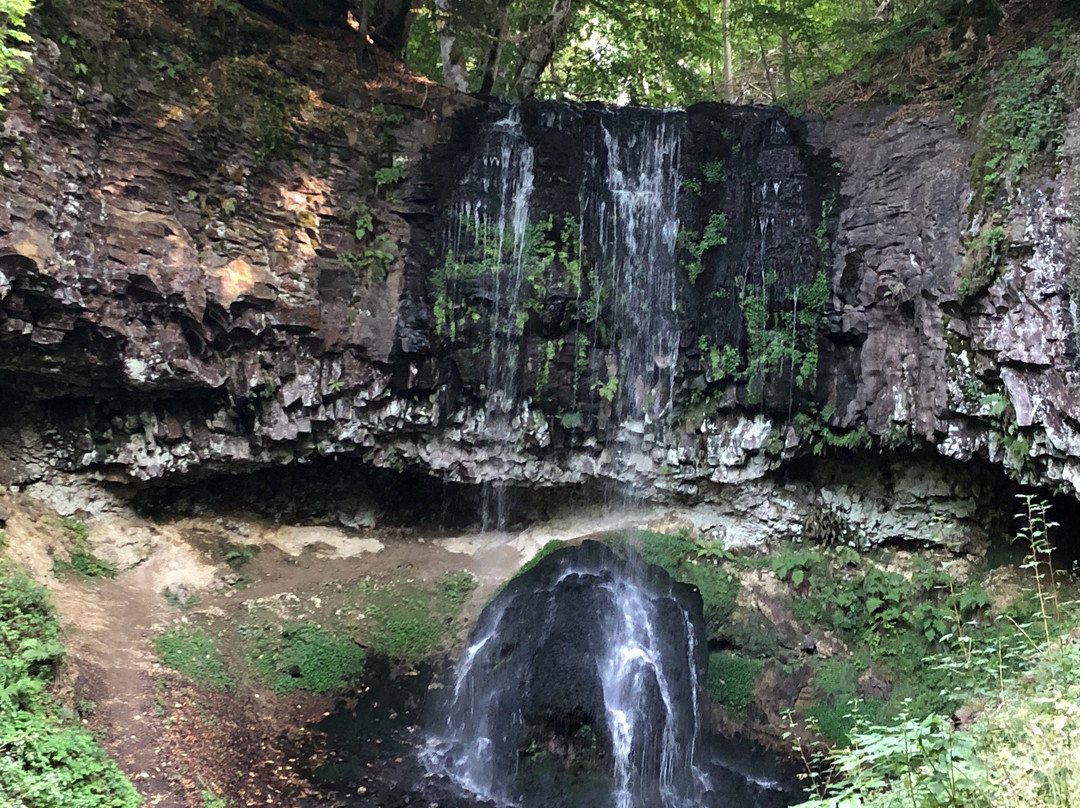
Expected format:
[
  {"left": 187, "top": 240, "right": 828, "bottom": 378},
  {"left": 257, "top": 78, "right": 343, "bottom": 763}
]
[{"left": 1, "top": 6, "right": 1077, "bottom": 545}]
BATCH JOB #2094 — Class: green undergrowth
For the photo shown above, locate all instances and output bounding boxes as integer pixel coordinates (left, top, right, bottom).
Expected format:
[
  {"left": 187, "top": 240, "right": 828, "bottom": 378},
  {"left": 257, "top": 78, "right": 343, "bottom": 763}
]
[
  {"left": 0, "top": 559, "right": 139, "bottom": 808},
  {"left": 791, "top": 497, "right": 1080, "bottom": 807},
  {"left": 153, "top": 625, "right": 238, "bottom": 692},
  {"left": 796, "top": 626, "right": 1080, "bottom": 808},
  {"left": 153, "top": 570, "right": 478, "bottom": 694},
  {"left": 707, "top": 652, "right": 763, "bottom": 713},
  {"left": 249, "top": 622, "right": 364, "bottom": 693},
  {"left": 51, "top": 517, "right": 117, "bottom": 581}
]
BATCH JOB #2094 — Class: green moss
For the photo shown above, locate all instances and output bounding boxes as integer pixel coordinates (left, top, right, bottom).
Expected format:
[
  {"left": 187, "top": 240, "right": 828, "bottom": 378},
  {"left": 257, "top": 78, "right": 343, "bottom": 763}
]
[
  {"left": 706, "top": 652, "right": 764, "bottom": 712},
  {"left": 193, "top": 56, "right": 307, "bottom": 159},
  {"left": 249, "top": 622, "right": 364, "bottom": 693},
  {"left": 347, "top": 571, "right": 478, "bottom": 662},
  {"left": 153, "top": 626, "right": 237, "bottom": 692}
]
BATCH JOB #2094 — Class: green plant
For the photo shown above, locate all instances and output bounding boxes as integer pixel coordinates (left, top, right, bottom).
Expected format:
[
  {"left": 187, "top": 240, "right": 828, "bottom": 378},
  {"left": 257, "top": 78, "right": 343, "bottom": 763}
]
[
  {"left": 152, "top": 626, "right": 237, "bottom": 692},
  {"left": 374, "top": 158, "right": 408, "bottom": 190},
  {"left": 701, "top": 160, "right": 725, "bottom": 184},
  {"left": 972, "top": 45, "right": 1070, "bottom": 207},
  {"left": 592, "top": 375, "right": 618, "bottom": 402},
  {"left": 368, "top": 606, "right": 441, "bottom": 660},
  {"left": 371, "top": 102, "right": 405, "bottom": 125},
  {"left": 192, "top": 56, "right": 307, "bottom": 159},
  {"left": 222, "top": 542, "right": 260, "bottom": 569},
  {"left": 440, "top": 570, "right": 478, "bottom": 608},
  {"left": 770, "top": 546, "right": 825, "bottom": 588},
  {"left": 201, "top": 790, "right": 230, "bottom": 808},
  {"left": 707, "top": 652, "right": 763, "bottom": 712},
  {"left": 739, "top": 270, "right": 828, "bottom": 403},
  {"left": 0, "top": 560, "right": 139, "bottom": 807},
  {"left": 0, "top": 0, "right": 33, "bottom": 110},
  {"left": 162, "top": 587, "right": 199, "bottom": 610},
  {"left": 52, "top": 533, "right": 117, "bottom": 580},
  {"left": 59, "top": 516, "right": 89, "bottom": 542},
  {"left": 250, "top": 622, "right": 364, "bottom": 693},
  {"left": 681, "top": 213, "right": 728, "bottom": 283},
  {"left": 1013, "top": 495, "right": 1060, "bottom": 644},
  {"left": 354, "top": 209, "right": 374, "bottom": 240},
  {"left": 957, "top": 223, "right": 1008, "bottom": 302}
]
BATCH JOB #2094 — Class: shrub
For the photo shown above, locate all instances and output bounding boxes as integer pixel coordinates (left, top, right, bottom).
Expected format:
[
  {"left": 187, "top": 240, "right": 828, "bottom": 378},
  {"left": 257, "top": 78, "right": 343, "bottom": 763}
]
[
  {"left": 706, "top": 652, "right": 764, "bottom": 712},
  {"left": 0, "top": 560, "right": 139, "bottom": 807}
]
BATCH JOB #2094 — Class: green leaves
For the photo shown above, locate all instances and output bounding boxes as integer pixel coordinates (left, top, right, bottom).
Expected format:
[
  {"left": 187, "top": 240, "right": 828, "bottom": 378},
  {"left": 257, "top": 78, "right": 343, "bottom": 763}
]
[
  {"left": 0, "top": 0, "right": 33, "bottom": 108},
  {"left": 0, "top": 560, "right": 138, "bottom": 808}
]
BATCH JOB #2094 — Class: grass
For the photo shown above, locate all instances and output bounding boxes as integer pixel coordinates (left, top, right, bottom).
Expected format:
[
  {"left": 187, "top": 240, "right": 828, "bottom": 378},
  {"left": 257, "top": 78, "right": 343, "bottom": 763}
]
[
  {"left": 351, "top": 570, "right": 478, "bottom": 662},
  {"left": 248, "top": 622, "right": 364, "bottom": 693},
  {"left": 0, "top": 559, "right": 139, "bottom": 808},
  {"left": 706, "top": 652, "right": 764, "bottom": 713},
  {"left": 152, "top": 626, "right": 237, "bottom": 692},
  {"left": 51, "top": 516, "right": 117, "bottom": 581},
  {"left": 154, "top": 569, "right": 479, "bottom": 695}
]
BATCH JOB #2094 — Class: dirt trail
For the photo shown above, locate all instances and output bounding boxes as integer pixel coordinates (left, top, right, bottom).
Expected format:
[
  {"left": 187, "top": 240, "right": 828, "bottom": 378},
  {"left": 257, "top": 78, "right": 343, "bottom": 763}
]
[{"left": 2, "top": 491, "right": 531, "bottom": 807}]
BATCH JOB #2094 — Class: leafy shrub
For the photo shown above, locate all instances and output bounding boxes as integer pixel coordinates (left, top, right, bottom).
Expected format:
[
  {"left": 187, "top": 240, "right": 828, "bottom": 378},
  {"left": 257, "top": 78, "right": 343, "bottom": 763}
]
[
  {"left": 52, "top": 517, "right": 117, "bottom": 580},
  {"left": 153, "top": 626, "right": 237, "bottom": 692},
  {"left": 0, "top": 0, "right": 32, "bottom": 110},
  {"left": 0, "top": 561, "right": 139, "bottom": 807},
  {"left": 222, "top": 542, "right": 260, "bottom": 569},
  {"left": 972, "top": 45, "right": 1069, "bottom": 206},
  {"left": 957, "top": 223, "right": 1008, "bottom": 301},
  {"left": 53, "top": 551, "right": 117, "bottom": 581},
  {"left": 440, "top": 570, "right": 478, "bottom": 608}
]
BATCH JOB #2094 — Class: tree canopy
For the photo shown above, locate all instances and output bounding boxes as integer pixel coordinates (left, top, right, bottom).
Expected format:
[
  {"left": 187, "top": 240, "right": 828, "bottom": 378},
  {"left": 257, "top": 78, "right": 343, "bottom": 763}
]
[{"left": 395, "top": 0, "right": 972, "bottom": 105}]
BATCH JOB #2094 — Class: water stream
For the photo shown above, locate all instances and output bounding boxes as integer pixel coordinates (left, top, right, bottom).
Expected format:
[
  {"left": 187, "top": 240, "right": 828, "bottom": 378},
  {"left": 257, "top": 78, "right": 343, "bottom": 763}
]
[
  {"left": 423, "top": 103, "right": 797, "bottom": 808},
  {"left": 421, "top": 542, "right": 793, "bottom": 808}
]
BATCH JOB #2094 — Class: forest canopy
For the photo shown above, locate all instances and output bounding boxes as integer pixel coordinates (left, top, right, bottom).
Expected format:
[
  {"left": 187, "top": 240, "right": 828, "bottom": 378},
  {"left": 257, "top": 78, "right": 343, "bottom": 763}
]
[{"left": 394, "top": 0, "right": 1005, "bottom": 105}]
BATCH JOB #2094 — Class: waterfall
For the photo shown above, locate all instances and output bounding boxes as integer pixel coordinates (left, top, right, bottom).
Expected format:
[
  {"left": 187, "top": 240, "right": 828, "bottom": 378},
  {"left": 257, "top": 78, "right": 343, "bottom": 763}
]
[
  {"left": 421, "top": 542, "right": 714, "bottom": 808},
  {"left": 436, "top": 104, "right": 684, "bottom": 510},
  {"left": 583, "top": 111, "right": 682, "bottom": 474},
  {"left": 438, "top": 108, "right": 536, "bottom": 529}
]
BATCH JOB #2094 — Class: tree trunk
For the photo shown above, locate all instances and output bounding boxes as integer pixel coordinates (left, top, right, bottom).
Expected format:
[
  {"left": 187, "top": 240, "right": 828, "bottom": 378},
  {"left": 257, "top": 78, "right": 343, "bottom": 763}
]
[
  {"left": 434, "top": 0, "right": 468, "bottom": 92},
  {"left": 516, "top": 0, "right": 575, "bottom": 99},
  {"left": 722, "top": 0, "right": 733, "bottom": 101},
  {"left": 752, "top": 24, "right": 776, "bottom": 101},
  {"left": 779, "top": 0, "right": 792, "bottom": 96},
  {"left": 479, "top": 1, "right": 510, "bottom": 96},
  {"left": 352, "top": 0, "right": 373, "bottom": 69}
]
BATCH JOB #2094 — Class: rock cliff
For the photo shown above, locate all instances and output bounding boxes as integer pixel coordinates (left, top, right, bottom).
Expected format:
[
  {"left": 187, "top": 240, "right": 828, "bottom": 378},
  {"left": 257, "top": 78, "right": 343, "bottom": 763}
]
[{"left": 1, "top": 2, "right": 1077, "bottom": 546}]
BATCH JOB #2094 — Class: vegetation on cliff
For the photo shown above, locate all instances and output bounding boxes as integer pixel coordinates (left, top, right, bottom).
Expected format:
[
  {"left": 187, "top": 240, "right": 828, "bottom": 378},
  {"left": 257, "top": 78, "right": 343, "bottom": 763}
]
[
  {"left": 0, "top": 0, "right": 32, "bottom": 106},
  {"left": 0, "top": 558, "right": 139, "bottom": 808}
]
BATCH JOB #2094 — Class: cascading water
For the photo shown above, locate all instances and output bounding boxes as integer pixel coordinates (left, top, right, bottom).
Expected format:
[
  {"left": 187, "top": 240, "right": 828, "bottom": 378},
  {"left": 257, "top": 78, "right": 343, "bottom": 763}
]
[
  {"left": 421, "top": 542, "right": 792, "bottom": 808},
  {"left": 582, "top": 111, "right": 682, "bottom": 474},
  {"left": 422, "top": 103, "right": 801, "bottom": 808},
  {"left": 423, "top": 542, "right": 712, "bottom": 808},
  {"left": 437, "top": 109, "right": 536, "bottom": 529}
]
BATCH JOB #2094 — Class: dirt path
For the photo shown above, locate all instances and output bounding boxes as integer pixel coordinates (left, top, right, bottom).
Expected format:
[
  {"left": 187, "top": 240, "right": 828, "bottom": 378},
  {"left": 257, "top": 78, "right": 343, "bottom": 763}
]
[{"left": 2, "top": 492, "right": 531, "bottom": 807}]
